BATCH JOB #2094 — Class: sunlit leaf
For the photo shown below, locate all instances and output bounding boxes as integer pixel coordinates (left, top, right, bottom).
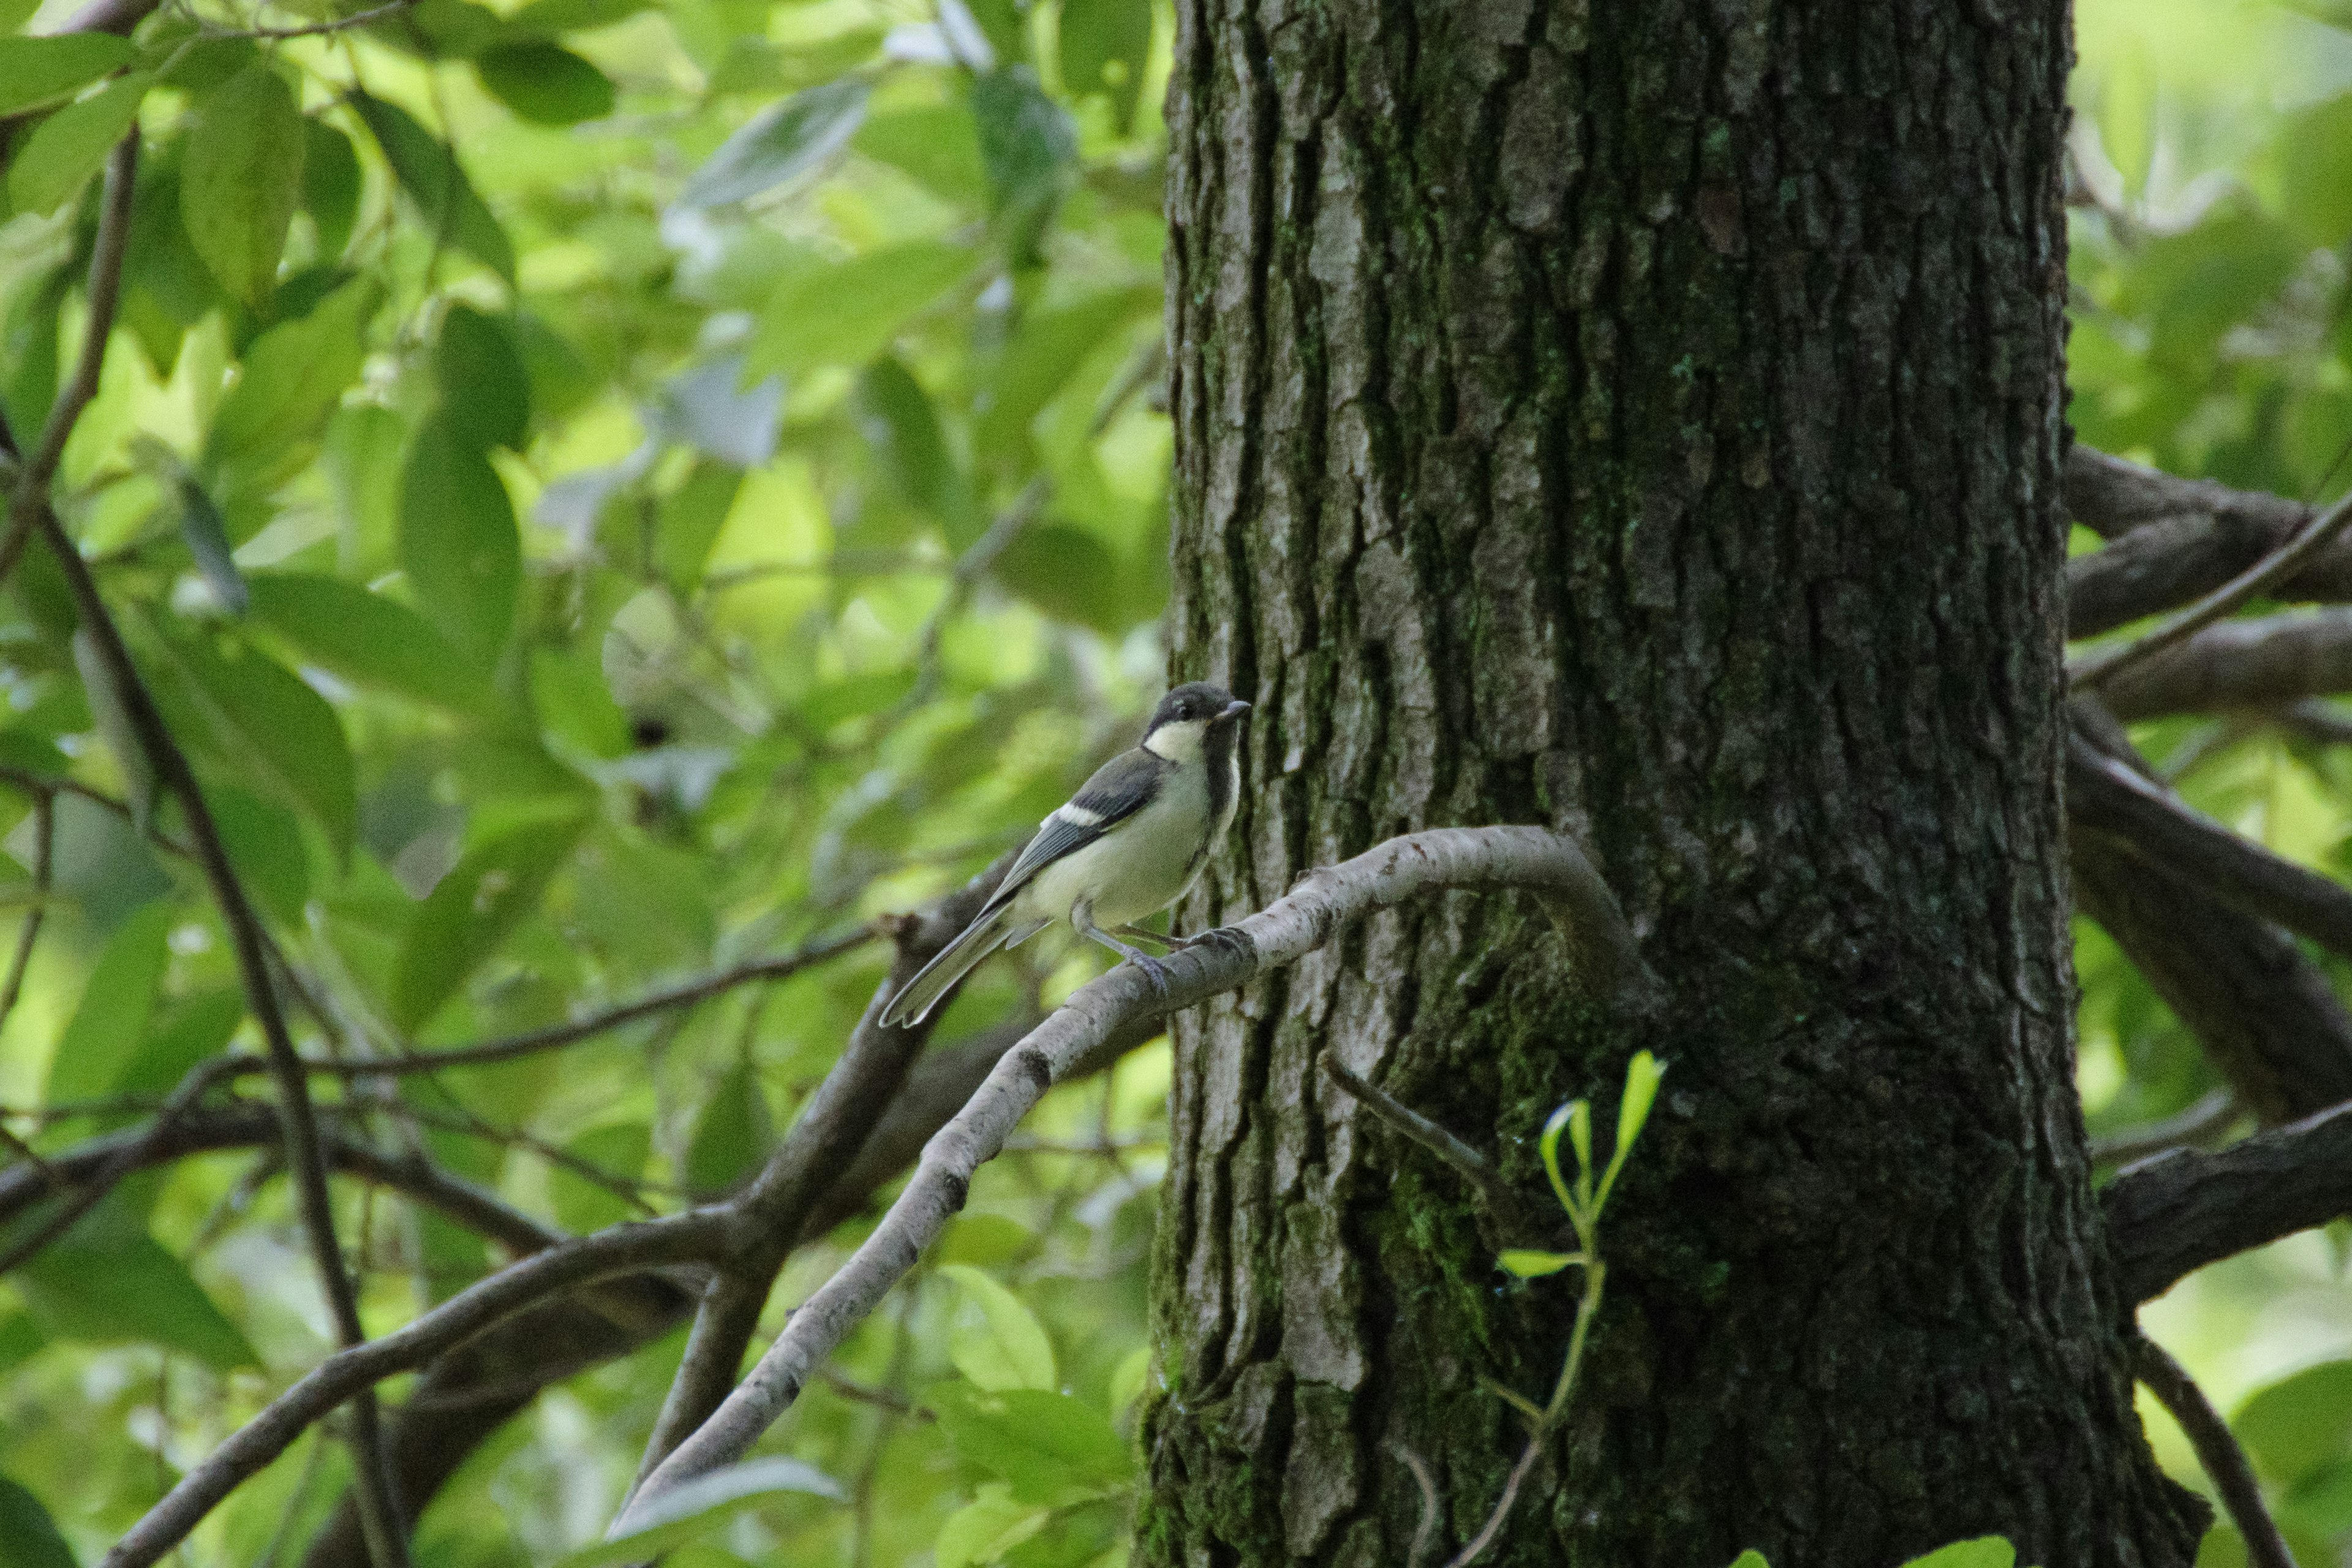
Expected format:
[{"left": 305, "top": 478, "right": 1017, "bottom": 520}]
[
  {"left": 1058, "top": 0, "right": 1151, "bottom": 132},
  {"left": 41, "top": 898, "right": 173, "bottom": 1106},
  {"left": 159, "top": 628, "right": 358, "bottom": 859},
  {"left": 181, "top": 65, "right": 306, "bottom": 304},
  {"left": 936, "top": 1490, "right": 1049, "bottom": 1568},
  {"left": 1724, "top": 1554, "right": 1769, "bottom": 1568},
  {"left": 0, "top": 32, "right": 133, "bottom": 115},
  {"left": 1496, "top": 1250, "right": 1579, "bottom": 1279},
  {"left": 7, "top": 72, "right": 146, "bottom": 216},
  {"left": 940, "top": 1263, "right": 1057, "bottom": 1393},
  {"left": 928, "top": 1383, "right": 1133, "bottom": 1503},
  {"left": 206, "top": 277, "right": 380, "bottom": 470},
  {"left": 2236, "top": 1359, "right": 2352, "bottom": 1484},
  {"left": 1897, "top": 1540, "right": 2015, "bottom": 1568}
]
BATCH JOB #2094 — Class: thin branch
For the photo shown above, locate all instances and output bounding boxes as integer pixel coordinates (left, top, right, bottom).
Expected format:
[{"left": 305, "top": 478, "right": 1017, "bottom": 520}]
[
  {"left": 102, "top": 1208, "right": 733, "bottom": 1568},
  {"left": 2103, "top": 1099, "right": 2352, "bottom": 1305},
  {"left": 0, "top": 791, "right": 53, "bottom": 1028},
  {"left": 0, "top": 132, "right": 138, "bottom": 584},
  {"left": 1320, "top": 1054, "right": 1564, "bottom": 1245},
  {"left": 2073, "top": 481, "right": 2352, "bottom": 691},
  {"left": 617, "top": 826, "right": 1639, "bottom": 1527},
  {"left": 208, "top": 0, "right": 411, "bottom": 39},
  {"left": 2089, "top": 1090, "right": 2242, "bottom": 1167},
  {"left": 2132, "top": 1335, "right": 2299, "bottom": 1568},
  {"left": 627, "top": 862, "right": 1014, "bottom": 1492},
  {"left": 2067, "top": 731, "right": 2352, "bottom": 962},
  {"left": 1392, "top": 1442, "right": 1441, "bottom": 1568}
]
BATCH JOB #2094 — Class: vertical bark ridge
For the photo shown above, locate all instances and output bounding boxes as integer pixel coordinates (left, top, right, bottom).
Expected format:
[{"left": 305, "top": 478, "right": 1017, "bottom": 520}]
[{"left": 1150, "top": 1, "right": 2202, "bottom": 1566}]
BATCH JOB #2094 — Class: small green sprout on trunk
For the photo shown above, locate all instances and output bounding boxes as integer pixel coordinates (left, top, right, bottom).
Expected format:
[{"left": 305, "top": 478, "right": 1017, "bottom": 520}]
[
  {"left": 1445, "top": 1050, "right": 1665, "bottom": 1568},
  {"left": 1729, "top": 1535, "right": 2027, "bottom": 1567}
]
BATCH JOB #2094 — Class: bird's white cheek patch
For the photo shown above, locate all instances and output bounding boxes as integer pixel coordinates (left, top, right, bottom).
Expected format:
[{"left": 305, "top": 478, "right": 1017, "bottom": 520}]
[{"left": 1143, "top": 719, "right": 1206, "bottom": 764}]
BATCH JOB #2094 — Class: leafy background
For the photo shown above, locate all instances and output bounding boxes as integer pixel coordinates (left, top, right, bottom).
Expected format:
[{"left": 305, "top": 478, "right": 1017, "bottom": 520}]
[{"left": 0, "top": 0, "right": 2343, "bottom": 1561}]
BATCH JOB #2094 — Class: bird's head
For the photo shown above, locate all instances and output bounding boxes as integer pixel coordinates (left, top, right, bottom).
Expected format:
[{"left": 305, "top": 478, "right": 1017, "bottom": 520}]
[{"left": 1142, "top": 682, "right": 1251, "bottom": 763}]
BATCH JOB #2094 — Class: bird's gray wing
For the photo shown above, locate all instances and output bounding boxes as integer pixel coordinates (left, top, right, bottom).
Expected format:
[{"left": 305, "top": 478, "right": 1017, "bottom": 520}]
[{"left": 982, "top": 746, "right": 1169, "bottom": 914}]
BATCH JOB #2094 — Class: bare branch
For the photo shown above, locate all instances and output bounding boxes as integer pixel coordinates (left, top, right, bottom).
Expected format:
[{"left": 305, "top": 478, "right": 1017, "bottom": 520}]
[
  {"left": 2068, "top": 703, "right": 2352, "bottom": 1123},
  {"left": 2072, "top": 483, "right": 2352, "bottom": 691},
  {"left": 2098, "top": 609, "right": 2352, "bottom": 720},
  {"left": 628, "top": 861, "right": 1014, "bottom": 1490},
  {"left": 2067, "top": 448, "right": 2352, "bottom": 638},
  {"left": 0, "top": 1100, "right": 564, "bottom": 1257},
  {"left": 1319, "top": 1054, "right": 1566, "bottom": 1245},
  {"left": 2068, "top": 731, "right": 2352, "bottom": 963},
  {"left": 2132, "top": 1335, "right": 2298, "bottom": 1568},
  {"left": 102, "top": 1208, "right": 731, "bottom": 1568},
  {"left": 2104, "top": 1100, "right": 2352, "bottom": 1305},
  {"left": 618, "top": 826, "right": 1637, "bottom": 1528},
  {"left": 0, "top": 791, "right": 53, "bottom": 1028}
]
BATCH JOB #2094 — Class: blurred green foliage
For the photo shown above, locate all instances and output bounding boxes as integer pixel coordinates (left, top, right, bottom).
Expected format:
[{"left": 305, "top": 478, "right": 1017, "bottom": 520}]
[{"left": 0, "top": 0, "right": 1177, "bottom": 1558}]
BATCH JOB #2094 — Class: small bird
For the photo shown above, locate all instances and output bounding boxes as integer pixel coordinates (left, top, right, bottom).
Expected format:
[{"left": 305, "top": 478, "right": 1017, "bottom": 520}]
[{"left": 881, "top": 682, "right": 1252, "bottom": 1027}]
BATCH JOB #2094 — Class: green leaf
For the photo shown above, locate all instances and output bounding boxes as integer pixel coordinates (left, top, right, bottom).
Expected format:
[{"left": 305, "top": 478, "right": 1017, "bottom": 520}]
[
  {"left": 206, "top": 277, "right": 380, "bottom": 469},
  {"left": 0, "top": 1474, "right": 77, "bottom": 1568},
  {"left": 989, "top": 524, "right": 1137, "bottom": 635},
  {"left": 399, "top": 414, "right": 522, "bottom": 666},
  {"left": 559, "top": 1457, "right": 841, "bottom": 1567},
  {"left": 854, "top": 106, "right": 986, "bottom": 207},
  {"left": 937, "top": 1490, "right": 1050, "bottom": 1568},
  {"left": 160, "top": 628, "right": 358, "bottom": 859},
  {"left": 684, "top": 1057, "right": 772, "bottom": 1195},
  {"left": 246, "top": 571, "right": 500, "bottom": 716},
  {"left": 14, "top": 1194, "right": 260, "bottom": 1370},
  {"left": 181, "top": 66, "right": 306, "bottom": 304},
  {"left": 937, "top": 1213, "right": 1036, "bottom": 1268},
  {"left": 173, "top": 473, "right": 247, "bottom": 612},
  {"left": 346, "top": 90, "right": 516, "bottom": 283},
  {"left": 656, "top": 460, "right": 742, "bottom": 589},
  {"left": 928, "top": 1384, "right": 1133, "bottom": 1504},
  {"left": 2099, "top": 40, "right": 2155, "bottom": 202},
  {"left": 747, "top": 242, "right": 971, "bottom": 378},
  {"left": 1539, "top": 1099, "right": 1577, "bottom": 1218},
  {"left": 552, "top": 1122, "right": 650, "bottom": 1233},
  {"left": 973, "top": 285, "right": 1153, "bottom": 455},
  {"left": 1496, "top": 1250, "right": 1580, "bottom": 1279},
  {"left": 303, "top": 117, "right": 361, "bottom": 262},
  {"left": 855, "top": 356, "right": 976, "bottom": 543},
  {"left": 72, "top": 626, "right": 157, "bottom": 831},
  {"left": 940, "top": 1263, "right": 1057, "bottom": 1393},
  {"left": 0, "top": 33, "right": 133, "bottom": 115},
  {"left": 112, "top": 988, "right": 245, "bottom": 1099},
  {"left": 474, "top": 39, "right": 614, "bottom": 126},
  {"left": 7, "top": 72, "right": 146, "bottom": 216},
  {"left": 1898, "top": 1540, "right": 2015, "bottom": 1568},
  {"left": 42, "top": 899, "right": 173, "bottom": 1106},
  {"left": 1057, "top": 0, "right": 1151, "bottom": 132},
  {"left": 2236, "top": 1359, "right": 2352, "bottom": 1483},
  {"left": 207, "top": 785, "right": 311, "bottom": 927},
  {"left": 435, "top": 303, "right": 530, "bottom": 451},
  {"left": 504, "top": 0, "right": 647, "bottom": 31},
  {"left": 1724, "top": 1555, "right": 1769, "bottom": 1568},
  {"left": 675, "top": 77, "right": 868, "bottom": 211},
  {"left": 2282, "top": 93, "right": 2352, "bottom": 248},
  {"left": 969, "top": 66, "right": 1074, "bottom": 264},
  {"left": 390, "top": 815, "right": 583, "bottom": 1031}
]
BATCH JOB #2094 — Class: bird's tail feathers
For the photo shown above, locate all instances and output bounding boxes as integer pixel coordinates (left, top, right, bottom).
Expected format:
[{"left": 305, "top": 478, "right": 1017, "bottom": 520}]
[{"left": 883, "top": 907, "right": 1042, "bottom": 1027}]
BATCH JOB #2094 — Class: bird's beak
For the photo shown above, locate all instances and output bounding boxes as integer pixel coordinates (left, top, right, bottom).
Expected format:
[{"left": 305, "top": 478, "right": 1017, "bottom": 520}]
[{"left": 1221, "top": 699, "right": 1252, "bottom": 722}]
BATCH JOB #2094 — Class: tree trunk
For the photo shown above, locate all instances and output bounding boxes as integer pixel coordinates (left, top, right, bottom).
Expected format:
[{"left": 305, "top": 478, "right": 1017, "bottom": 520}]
[{"left": 1146, "top": 3, "right": 2205, "bottom": 1566}]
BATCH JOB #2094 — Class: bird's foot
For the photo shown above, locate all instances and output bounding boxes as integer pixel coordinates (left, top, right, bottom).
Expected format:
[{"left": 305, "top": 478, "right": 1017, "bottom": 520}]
[
  {"left": 1130, "top": 951, "right": 1173, "bottom": 1007},
  {"left": 1183, "top": 925, "right": 1253, "bottom": 962}
]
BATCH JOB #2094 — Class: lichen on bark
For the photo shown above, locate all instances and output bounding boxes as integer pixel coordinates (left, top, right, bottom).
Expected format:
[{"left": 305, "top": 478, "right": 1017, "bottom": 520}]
[{"left": 1145, "top": 2, "right": 2204, "bottom": 1564}]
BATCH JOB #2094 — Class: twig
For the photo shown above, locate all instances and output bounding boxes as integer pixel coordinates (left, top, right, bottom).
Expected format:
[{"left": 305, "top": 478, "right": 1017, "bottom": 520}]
[
  {"left": 0, "top": 1120, "right": 56, "bottom": 1191},
  {"left": 2132, "top": 1334, "right": 2299, "bottom": 1568},
  {"left": 2073, "top": 483, "right": 2352, "bottom": 691},
  {"left": 210, "top": 0, "right": 410, "bottom": 39},
  {"left": 823, "top": 1366, "right": 933, "bottom": 1421},
  {"left": 0, "top": 133, "right": 139, "bottom": 585},
  {"left": 1320, "top": 1054, "right": 1564, "bottom": 1245},
  {"left": 0, "top": 791, "right": 53, "bottom": 1028},
  {"left": 1392, "top": 1442, "right": 1441, "bottom": 1568},
  {"left": 2089, "top": 1089, "right": 2242, "bottom": 1166},
  {"left": 101, "top": 1210, "right": 733, "bottom": 1568},
  {"left": 616, "top": 826, "right": 1638, "bottom": 1528}
]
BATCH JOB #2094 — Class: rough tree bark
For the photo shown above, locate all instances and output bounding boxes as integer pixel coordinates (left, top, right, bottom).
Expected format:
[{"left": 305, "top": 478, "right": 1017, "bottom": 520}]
[{"left": 1148, "top": 3, "right": 2203, "bottom": 1566}]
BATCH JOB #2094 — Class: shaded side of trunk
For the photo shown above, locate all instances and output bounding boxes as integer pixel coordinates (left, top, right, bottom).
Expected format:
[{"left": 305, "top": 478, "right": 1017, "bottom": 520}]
[{"left": 1146, "top": 2, "right": 2202, "bottom": 1565}]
